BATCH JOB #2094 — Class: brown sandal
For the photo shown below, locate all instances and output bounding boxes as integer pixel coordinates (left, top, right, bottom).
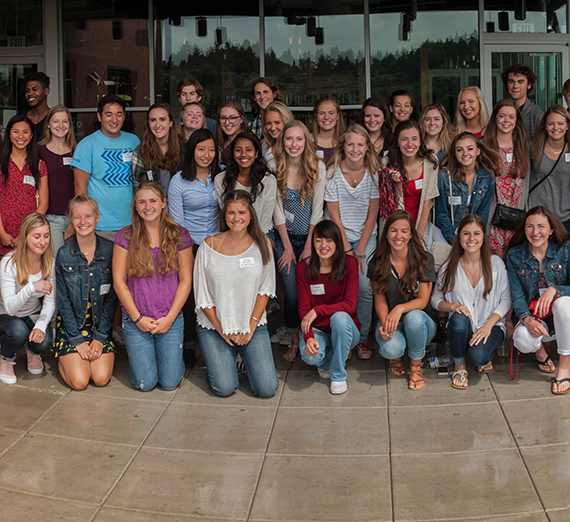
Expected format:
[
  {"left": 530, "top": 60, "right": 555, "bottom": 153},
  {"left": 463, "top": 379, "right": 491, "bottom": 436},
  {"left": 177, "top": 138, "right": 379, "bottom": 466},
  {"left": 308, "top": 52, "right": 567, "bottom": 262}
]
[
  {"left": 477, "top": 362, "right": 494, "bottom": 373},
  {"left": 409, "top": 364, "right": 425, "bottom": 391},
  {"left": 389, "top": 357, "right": 406, "bottom": 376}
]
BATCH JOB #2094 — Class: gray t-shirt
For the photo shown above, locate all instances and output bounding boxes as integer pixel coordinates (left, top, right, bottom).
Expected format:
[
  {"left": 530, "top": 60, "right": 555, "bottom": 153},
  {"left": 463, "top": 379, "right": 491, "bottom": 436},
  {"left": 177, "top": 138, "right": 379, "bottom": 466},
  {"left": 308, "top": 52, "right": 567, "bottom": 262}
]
[{"left": 529, "top": 152, "right": 570, "bottom": 222}]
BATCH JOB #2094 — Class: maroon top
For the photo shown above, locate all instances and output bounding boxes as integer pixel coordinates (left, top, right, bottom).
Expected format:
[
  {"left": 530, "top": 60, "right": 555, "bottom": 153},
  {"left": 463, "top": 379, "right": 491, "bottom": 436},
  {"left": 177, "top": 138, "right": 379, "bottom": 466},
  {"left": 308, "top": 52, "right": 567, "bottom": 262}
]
[
  {"left": 296, "top": 254, "right": 361, "bottom": 342},
  {"left": 37, "top": 145, "right": 75, "bottom": 216}
]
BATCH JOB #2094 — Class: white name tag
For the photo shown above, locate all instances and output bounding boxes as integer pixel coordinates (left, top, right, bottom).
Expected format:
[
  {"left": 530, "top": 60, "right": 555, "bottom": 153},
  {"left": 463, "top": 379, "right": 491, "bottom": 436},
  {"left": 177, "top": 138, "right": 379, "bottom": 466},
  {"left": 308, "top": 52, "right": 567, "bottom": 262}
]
[
  {"left": 316, "top": 150, "right": 324, "bottom": 159},
  {"left": 539, "top": 288, "right": 546, "bottom": 296},
  {"left": 449, "top": 195, "right": 461, "bottom": 205},
  {"left": 566, "top": 153, "right": 570, "bottom": 163},
  {"left": 63, "top": 157, "right": 73, "bottom": 166},
  {"left": 239, "top": 257, "right": 255, "bottom": 268},
  {"left": 100, "top": 283, "right": 111, "bottom": 295},
  {"left": 383, "top": 150, "right": 389, "bottom": 157},
  {"left": 506, "top": 153, "right": 513, "bottom": 163},
  {"left": 310, "top": 284, "right": 325, "bottom": 295},
  {"left": 122, "top": 152, "right": 133, "bottom": 162},
  {"left": 415, "top": 179, "right": 423, "bottom": 190},
  {"left": 23, "top": 175, "right": 36, "bottom": 186},
  {"left": 147, "top": 170, "right": 154, "bottom": 181},
  {"left": 284, "top": 210, "right": 295, "bottom": 223}
]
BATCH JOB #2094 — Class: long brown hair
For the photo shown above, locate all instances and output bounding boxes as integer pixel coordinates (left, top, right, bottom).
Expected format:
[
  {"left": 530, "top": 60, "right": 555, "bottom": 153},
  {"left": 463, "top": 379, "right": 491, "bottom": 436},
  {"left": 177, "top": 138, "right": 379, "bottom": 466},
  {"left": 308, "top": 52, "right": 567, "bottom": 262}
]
[
  {"left": 440, "top": 214, "right": 493, "bottom": 299},
  {"left": 10, "top": 212, "right": 53, "bottom": 285},
  {"left": 531, "top": 105, "right": 570, "bottom": 168},
  {"left": 220, "top": 190, "right": 273, "bottom": 265},
  {"left": 312, "top": 96, "right": 346, "bottom": 146},
  {"left": 441, "top": 132, "right": 502, "bottom": 182},
  {"left": 483, "top": 99, "right": 529, "bottom": 178},
  {"left": 306, "top": 220, "right": 346, "bottom": 284},
  {"left": 506, "top": 206, "right": 569, "bottom": 254},
  {"left": 126, "top": 181, "right": 182, "bottom": 277},
  {"left": 368, "top": 210, "right": 429, "bottom": 298},
  {"left": 38, "top": 105, "right": 77, "bottom": 152},
  {"left": 141, "top": 103, "right": 181, "bottom": 172},
  {"left": 329, "top": 124, "right": 380, "bottom": 180},
  {"left": 419, "top": 102, "right": 453, "bottom": 155}
]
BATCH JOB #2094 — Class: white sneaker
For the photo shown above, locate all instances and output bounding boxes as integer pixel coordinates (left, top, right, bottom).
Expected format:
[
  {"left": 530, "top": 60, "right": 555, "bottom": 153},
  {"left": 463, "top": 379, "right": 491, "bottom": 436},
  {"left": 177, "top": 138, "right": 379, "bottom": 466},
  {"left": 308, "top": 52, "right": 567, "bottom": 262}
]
[
  {"left": 0, "top": 358, "right": 17, "bottom": 385},
  {"left": 270, "top": 326, "right": 292, "bottom": 346},
  {"left": 25, "top": 345, "right": 44, "bottom": 375},
  {"left": 330, "top": 380, "right": 347, "bottom": 395},
  {"left": 317, "top": 367, "right": 330, "bottom": 379}
]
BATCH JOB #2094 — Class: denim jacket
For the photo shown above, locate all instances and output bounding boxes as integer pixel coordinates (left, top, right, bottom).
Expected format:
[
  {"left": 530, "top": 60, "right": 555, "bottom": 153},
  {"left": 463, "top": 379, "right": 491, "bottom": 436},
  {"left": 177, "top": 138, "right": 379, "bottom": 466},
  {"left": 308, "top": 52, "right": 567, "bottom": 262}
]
[
  {"left": 435, "top": 167, "right": 495, "bottom": 244},
  {"left": 506, "top": 240, "right": 570, "bottom": 323},
  {"left": 55, "top": 234, "right": 117, "bottom": 346}
]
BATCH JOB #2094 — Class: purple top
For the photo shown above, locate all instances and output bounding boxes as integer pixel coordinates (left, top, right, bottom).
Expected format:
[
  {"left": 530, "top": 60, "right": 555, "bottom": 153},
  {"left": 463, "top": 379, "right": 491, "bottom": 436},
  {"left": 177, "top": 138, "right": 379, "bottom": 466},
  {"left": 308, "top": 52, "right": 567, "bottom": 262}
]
[
  {"left": 114, "top": 226, "right": 193, "bottom": 319},
  {"left": 37, "top": 145, "right": 75, "bottom": 216},
  {"left": 316, "top": 145, "right": 335, "bottom": 165}
]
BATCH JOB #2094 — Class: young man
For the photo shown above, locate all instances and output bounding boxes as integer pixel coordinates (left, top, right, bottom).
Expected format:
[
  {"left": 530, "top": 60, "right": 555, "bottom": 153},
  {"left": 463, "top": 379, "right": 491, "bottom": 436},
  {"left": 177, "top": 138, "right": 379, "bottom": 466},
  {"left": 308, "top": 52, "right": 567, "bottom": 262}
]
[
  {"left": 501, "top": 63, "right": 544, "bottom": 144},
  {"left": 72, "top": 94, "right": 140, "bottom": 241},
  {"left": 24, "top": 71, "right": 50, "bottom": 140},
  {"left": 389, "top": 90, "right": 414, "bottom": 132},
  {"left": 248, "top": 77, "right": 283, "bottom": 140},
  {"left": 175, "top": 78, "right": 216, "bottom": 134}
]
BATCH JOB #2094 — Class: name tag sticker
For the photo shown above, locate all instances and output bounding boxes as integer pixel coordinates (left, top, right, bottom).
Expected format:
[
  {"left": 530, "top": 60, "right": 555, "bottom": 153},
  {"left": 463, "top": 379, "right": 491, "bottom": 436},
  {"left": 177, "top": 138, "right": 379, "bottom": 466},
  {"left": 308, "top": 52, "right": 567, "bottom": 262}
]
[
  {"left": 63, "top": 157, "right": 73, "bottom": 166},
  {"left": 284, "top": 210, "right": 295, "bottom": 223},
  {"left": 147, "top": 170, "right": 154, "bottom": 181},
  {"left": 449, "top": 195, "right": 461, "bottom": 205},
  {"left": 122, "top": 152, "right": 133, "bottom": 162},
  {"left": 383, "top": 150, "right": 389, "bottom": 157},
  {"left": 310, "top": 284, "right": 325, "bottom": 295},
  {"left": 100, "top": 283, "right": 111, "bottom": 295},
  {"left": 316, "top": 150, "right": 324, "bottom": 159},
  {"left": 23, "top": 175, "right": 36, "bottom": 186},
  {"left": 239, "top": 257, "right": 255, "bottom": 269},
  {"left": 415, "top": 179, "right": 423, "bottom": 190},
  {"left": 539, "top": 288, "right": 547, "bottom": 296},
  {"left": 565, "top": 153, "right": 570, "bottom": 162},
  {"left": 506, "top": 153, "right": 513, "bottom": 163}
]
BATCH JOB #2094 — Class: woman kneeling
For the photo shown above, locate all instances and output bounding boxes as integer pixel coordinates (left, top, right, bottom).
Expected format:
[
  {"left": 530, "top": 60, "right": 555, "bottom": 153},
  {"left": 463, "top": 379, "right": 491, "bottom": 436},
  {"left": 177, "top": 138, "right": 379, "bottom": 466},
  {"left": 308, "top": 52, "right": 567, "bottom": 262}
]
[{"left": 432, "top": 214, "right": 511, "bottom": 389}]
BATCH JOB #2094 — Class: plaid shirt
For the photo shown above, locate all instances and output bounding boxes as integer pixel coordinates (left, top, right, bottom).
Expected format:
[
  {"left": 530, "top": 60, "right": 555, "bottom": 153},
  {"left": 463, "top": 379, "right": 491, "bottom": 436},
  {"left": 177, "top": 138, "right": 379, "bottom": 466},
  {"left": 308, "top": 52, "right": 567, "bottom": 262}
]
[
  {"left": 131, "top": 145, "right": 176, "bottom": 195},
  {"left": 249, "top": 113, "right": 264, "bottom": 140}
]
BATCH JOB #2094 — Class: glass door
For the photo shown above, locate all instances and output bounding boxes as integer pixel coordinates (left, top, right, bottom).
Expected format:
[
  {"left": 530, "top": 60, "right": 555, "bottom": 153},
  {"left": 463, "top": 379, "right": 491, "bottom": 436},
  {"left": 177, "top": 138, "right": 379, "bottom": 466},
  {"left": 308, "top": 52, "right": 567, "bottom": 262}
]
[{"left": 482, "top": 45, "right": 569, "bottom": 112}]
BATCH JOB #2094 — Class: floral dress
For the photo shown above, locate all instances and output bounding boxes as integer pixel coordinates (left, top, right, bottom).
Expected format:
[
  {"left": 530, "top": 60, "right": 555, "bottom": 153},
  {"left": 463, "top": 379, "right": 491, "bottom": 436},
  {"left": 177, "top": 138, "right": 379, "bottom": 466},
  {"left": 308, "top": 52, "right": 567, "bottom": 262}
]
[{"left": 490, "top": 147, "right": 524, "bottom": 250}]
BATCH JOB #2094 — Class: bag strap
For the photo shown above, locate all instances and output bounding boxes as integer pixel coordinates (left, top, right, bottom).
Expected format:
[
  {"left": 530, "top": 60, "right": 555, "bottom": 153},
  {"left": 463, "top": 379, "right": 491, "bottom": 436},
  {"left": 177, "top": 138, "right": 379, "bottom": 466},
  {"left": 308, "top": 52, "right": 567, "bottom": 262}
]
[
  {"left": 529, "top": 147, "right": 565, "bottom": 195},
  {"left": 448, "top": 170, "right": 455, "bottom": 227},
  {"left": 510, "top": 323, "right": 521, "bottom": 380}
]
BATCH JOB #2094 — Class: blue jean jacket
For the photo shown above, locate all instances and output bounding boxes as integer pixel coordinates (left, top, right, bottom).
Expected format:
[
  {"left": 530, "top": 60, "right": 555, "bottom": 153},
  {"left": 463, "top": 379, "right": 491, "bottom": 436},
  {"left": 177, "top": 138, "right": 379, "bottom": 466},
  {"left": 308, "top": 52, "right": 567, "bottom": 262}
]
[
  {"left": 506, "top": 240, "right": 570, "bottom": 323},
  {"left": 435, "top": 167, "right": 495, "bottom": 244},
  {"left": 55, "top": 234, "right": 117, "bottom": 346}
]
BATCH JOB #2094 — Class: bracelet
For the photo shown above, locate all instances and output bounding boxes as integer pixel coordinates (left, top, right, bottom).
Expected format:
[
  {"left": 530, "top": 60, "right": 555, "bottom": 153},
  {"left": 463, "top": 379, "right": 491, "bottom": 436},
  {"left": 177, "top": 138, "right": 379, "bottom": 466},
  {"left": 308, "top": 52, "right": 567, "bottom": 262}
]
[
  {"left": 134, "top": 314, "right": 143, "bottom": 324},
  {"left": 354, "top": 250, "right": 366, "bottom": 258},
  {"left": 345, "top": 248, "right": 353, "bottom": 253},
  {"left": 251, "top": 315, "right": 260, "bottom": 323}
]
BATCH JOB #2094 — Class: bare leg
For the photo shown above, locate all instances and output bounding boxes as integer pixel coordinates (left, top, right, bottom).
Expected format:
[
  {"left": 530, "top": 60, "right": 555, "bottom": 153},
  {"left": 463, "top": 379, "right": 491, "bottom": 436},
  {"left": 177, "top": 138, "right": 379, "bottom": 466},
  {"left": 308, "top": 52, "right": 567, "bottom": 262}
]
[
  {"left": 58, "top": 353, "right": 91, "bottom": 390},
  {"left": 90, "top": 353, "right": 115, "bottom": 387}
]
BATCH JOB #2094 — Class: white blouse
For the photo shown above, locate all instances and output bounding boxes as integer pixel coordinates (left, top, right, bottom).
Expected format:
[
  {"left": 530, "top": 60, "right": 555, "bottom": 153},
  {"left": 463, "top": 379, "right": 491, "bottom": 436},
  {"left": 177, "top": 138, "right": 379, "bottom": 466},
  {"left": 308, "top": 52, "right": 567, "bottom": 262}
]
[
  {"left": 431, "top": 255, "right": 512, "bottom": 335},
  {"left": 194, "top": 238, "right": 276, "bottom": 335}
]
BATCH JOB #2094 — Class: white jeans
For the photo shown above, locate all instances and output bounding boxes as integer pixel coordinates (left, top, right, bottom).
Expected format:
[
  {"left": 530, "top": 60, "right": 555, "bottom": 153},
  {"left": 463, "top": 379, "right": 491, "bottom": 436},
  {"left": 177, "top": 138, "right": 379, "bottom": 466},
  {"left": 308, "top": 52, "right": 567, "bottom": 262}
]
[{"left": 513, "top": 296, "right": 570, "bottom": 356}]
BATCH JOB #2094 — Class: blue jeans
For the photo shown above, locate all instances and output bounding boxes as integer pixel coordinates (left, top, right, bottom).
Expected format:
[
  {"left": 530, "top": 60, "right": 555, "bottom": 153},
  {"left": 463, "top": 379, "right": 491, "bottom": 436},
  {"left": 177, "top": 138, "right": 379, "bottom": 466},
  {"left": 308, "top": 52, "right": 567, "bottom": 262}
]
[
  {"left": 197, "top": 324, "right": 279, "bottom": 397},
  {"left": 300, "top": 312, "right": 360, "bottom": 382},
  {"left": 350, "top": 235, "right": 376, "bottom": 343},
  {"left": 376, "top": 309, "right": 437, "bottom": 361},
  {"left": 46, "top": 214, "right": 70, "bottom": 256},
  {"left": 275, "top": 233, "right": 307, "bottom": 332},
  {"left": 122, "top": 312, "right": 184, "bottom": 392},
  {"left": 0, "top": 315, "right": 53, "bottom": 361},
  {"left": 447, "top": 313, "right": 505, "bottom": 366}
]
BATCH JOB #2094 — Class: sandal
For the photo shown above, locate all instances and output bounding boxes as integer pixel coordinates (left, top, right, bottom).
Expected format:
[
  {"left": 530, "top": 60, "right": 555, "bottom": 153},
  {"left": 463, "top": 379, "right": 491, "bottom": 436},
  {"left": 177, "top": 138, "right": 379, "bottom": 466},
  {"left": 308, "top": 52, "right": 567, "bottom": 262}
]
[
  {"left": 389, "top": 357, "right": 406, "bottom": 376},
  {"left": 451, "top": 369, "right": 468, "bottom": 389},
  {"left": 283, "top": 343, "right": 298, "bottom": 362},
  {"left": 552, "top": 378, "right": 570, "bottom": 395},
  {"left": 408, "top": 364, "right": 425, "bottom": 391},
  {"left": 477, "top": 362, "right": 494, "bottom": 373},
  {"left": 537, "top": 355, "right": 556, "bottom": 373}
]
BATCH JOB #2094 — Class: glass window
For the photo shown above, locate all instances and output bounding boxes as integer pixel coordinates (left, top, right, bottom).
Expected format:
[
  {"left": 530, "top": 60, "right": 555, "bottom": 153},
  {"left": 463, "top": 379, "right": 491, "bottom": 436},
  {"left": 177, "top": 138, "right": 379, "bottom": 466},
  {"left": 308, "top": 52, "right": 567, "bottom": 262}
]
[
  {"left": 264, "top": 0, "right": 365, "bottom": 107},
  {"left": 156, "top": 2, "right": 259, "bottom": 120},
  {"left": 63, "top": 0, "right": 150, "bottom": 109},
  {"left": 484, "top": 0, "right": 567, "bottom": 33},
  {"left": 0, "top": 64, "right": 37, "bottom": 129},
  {"left": 0, "top": 0, "right": 43, "bottom": 47},
  {"left": 370, "top": 0, "right": 479, "bottom": 118}
]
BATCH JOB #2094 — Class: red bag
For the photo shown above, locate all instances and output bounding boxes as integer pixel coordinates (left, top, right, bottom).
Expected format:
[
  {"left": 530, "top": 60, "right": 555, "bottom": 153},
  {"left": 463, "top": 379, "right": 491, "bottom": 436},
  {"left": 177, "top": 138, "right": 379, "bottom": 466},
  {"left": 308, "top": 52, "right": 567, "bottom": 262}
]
[{"left": 528, "top": 299, "right": 553, "bottom": 320}]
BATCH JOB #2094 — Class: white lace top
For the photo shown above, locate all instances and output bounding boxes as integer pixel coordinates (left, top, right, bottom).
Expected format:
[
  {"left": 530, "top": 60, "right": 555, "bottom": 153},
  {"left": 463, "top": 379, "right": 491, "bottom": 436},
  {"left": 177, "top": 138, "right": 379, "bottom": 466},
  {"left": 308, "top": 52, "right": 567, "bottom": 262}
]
[{"left": 194, "top": 238, "right": 275, "bottom": 334}]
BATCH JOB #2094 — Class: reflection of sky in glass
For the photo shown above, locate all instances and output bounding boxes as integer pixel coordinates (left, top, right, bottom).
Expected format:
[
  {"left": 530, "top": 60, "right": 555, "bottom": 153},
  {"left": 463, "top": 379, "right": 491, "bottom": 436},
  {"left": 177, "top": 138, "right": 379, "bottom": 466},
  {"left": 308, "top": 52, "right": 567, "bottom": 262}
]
[{"left": 484, "top": 7, "right": 567, "bottom": 33}]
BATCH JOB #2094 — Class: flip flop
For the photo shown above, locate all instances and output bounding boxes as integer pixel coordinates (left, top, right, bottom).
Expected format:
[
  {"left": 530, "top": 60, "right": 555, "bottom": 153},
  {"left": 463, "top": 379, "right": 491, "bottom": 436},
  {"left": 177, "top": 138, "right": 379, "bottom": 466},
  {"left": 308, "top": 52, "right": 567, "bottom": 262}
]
[
  {"left": 552, "top": 378, "right": 570, "bottom": 395},
  {"left": 537, "top": 355, "right": 556, "bottom": 373},
  {"left": 477, "top": 362, "right": 494, "bottom": 373}
]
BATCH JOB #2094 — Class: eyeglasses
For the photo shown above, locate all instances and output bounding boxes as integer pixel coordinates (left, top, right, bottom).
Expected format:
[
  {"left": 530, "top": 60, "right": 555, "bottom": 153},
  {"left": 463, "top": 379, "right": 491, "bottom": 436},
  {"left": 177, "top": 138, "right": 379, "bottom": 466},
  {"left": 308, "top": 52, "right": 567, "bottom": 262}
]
[{"left": 219, "top": 115, "right": 241, "bottom": 123}]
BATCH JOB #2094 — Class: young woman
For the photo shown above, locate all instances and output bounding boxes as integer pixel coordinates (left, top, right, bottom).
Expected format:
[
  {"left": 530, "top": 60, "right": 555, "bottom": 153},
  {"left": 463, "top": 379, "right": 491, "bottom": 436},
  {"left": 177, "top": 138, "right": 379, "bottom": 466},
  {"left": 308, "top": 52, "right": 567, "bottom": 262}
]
[
  {"left": 359, "top": 97, "right": 392, "bottom": 159},
  {"left": 54, "top": 194, "right": 117, "bottom": 390},
  {"left": 113, "top": 181, "right": 193, "bottom": 391},
  {"left": 271, "top": 120, "right": 327, "bottom": 362},
  {"left": 419, "top": 102, "right": 454, "bottom": 161},
  {"left": 325, "top": 124, "right": 380, "bottom": 360},
  {"left": 483, "top": 99, "right": 530, "bottom": 258},
  {"left": 261, "top": 101, "right": 294, "bottom": 162},
  {"left": 296, "top": 220, "right": 360, "bottom": 395},
  {"left": 37, "top": 105, "right": 77, "bottom": 255},
  {"left": 455, "top": 86, "right": 490, "bottom": 137},
  {"left": 194, "top": 190, "right": 279, "bottom": 397},
  {"left": 389, "top": 90, "right": 414, "bottom": 133},
  {"left": 248, "top": 77, "right": 283, "bottom": 140},
  {"left": 432, "top": 214, "right": 511, "bottom": 389},
  {"left": 369, "top": 210, "right": 437, "bottom": 390},
  {"left": 0, "top": 115, "right": 48, "bottom": 256},
  {"left": 506, "top": 206, "right": 570, "bottom": 394},
  {"left": 214, "top": 132, "right": 276, "bottom": 235},
  {"left": 435, "top": 132, "right": 501, "bottom": 245},
  {"left": 380, "top": 120, "right": 439, "bottom": 241},
  {"left": 215, "top": 100, "right": 251, "bottom": 166},
  {"left": 312, "top": 96, "right": 346, "bottom": 165},
  {"left": 178, "top": 102, "right": 206, "bottom": 141},
  {"left": 529, "top": 106, "right": 570, "bottom": 233},
  {"left": 132, "top": 103, "right": 182, "bottom": 195},
  {"left": 0, "top": 212, "right": 55, "bottom": 385}
]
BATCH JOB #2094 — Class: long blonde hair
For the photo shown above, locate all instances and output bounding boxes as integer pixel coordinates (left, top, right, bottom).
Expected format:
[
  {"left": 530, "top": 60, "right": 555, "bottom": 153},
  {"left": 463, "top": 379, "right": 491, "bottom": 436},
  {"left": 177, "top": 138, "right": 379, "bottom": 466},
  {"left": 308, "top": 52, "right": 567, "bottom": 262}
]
[
  {"left": 419, "top": 102, "right": 454, "bottom": 155},
  {"left": 455, "top": 86, "right": 490, "bottom": 134},
  {"left": 37, "top": 105, "right": 77, "bottom": 152},
  {"left": 10, "top": 212, "right": 53, "bottom": 285},
  {"left": 329, "top": 124, "right": 380, "bottom": 179},
  {"left": 262, "top": 101, "right": 294, "bottom": 147},
  {"left": 312, "top": 96, "right": 346, "bottom": 146},
  {"left": 65, "top": 194, "right": 100, "bottom": 239},
  {"left": 273, "top": 120, "right": 321, "bottom": 202}
]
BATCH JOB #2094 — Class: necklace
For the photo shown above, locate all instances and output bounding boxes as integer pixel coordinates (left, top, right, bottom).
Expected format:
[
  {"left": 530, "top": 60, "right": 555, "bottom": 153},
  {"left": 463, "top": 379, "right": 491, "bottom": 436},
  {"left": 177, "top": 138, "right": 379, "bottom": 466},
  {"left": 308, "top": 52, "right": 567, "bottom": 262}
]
[
  {"left": 227, "top": 233, "right": 251, "bottom": 254},
  {"left": 548, "top": 142, "right": 565, "bottom": 154}
]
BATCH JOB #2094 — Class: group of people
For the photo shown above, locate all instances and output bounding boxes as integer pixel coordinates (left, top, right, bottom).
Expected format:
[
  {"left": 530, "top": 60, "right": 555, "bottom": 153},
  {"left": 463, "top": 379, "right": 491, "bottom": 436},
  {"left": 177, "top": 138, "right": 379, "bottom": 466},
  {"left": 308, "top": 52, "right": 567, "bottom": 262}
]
[{"left": 0, "top": 63, "right": 570, "bottom": 398}]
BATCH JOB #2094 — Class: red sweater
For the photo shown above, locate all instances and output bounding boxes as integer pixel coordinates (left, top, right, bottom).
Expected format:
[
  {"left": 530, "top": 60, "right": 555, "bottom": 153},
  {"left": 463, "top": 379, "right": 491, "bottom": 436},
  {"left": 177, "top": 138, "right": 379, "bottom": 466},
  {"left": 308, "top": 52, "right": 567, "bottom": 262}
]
[{"left": 296, "top": 254, "right": 361, "bottom": 343}]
